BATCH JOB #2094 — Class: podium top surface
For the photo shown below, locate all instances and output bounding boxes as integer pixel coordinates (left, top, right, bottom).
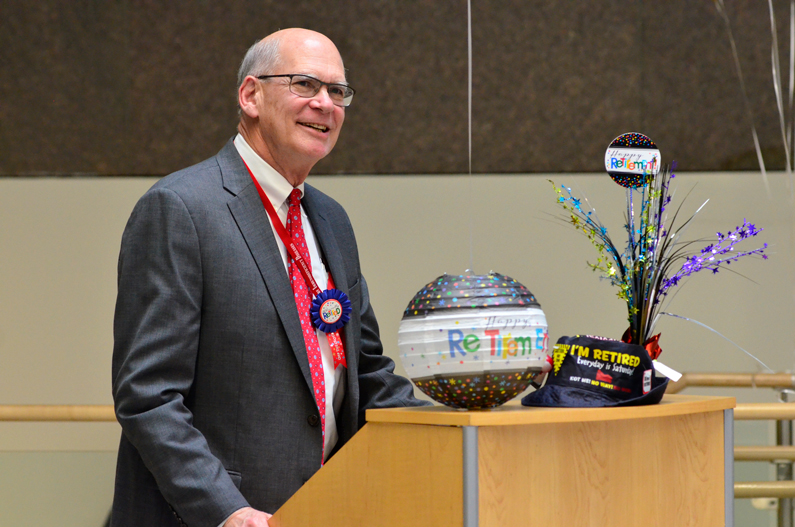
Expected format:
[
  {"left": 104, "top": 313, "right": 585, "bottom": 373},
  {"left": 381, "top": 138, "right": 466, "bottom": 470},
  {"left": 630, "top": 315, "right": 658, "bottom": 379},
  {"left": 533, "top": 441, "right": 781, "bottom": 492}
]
[{"left": 366, "top": 394, "right": 735, "bottom": 427}]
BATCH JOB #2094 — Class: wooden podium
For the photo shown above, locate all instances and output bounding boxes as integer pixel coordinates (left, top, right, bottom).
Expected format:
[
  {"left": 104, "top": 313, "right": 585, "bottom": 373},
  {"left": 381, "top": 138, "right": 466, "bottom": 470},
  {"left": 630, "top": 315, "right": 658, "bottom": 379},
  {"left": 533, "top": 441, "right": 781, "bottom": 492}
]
[{"left": 271, "top": 394, "right": 735, "bottom": 527}]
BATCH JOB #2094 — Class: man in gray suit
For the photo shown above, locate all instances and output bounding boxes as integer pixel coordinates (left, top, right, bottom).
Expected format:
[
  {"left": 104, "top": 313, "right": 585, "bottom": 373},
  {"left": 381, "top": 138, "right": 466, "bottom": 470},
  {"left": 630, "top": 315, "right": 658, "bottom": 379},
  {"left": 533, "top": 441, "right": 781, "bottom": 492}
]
[{"left": 111, "top": 28, "right": 429, "bottom": 527}]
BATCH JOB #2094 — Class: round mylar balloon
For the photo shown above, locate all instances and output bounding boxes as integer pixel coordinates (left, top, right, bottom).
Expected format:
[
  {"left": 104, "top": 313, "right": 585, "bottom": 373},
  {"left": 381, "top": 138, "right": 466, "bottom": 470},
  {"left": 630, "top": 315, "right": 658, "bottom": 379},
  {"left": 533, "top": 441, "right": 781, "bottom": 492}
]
[
  {"left": 398, "top": 272, "right": 549, "bottom": 409},
  {"left": 604, "top": 132, "right": 660, "bottom": 188}
]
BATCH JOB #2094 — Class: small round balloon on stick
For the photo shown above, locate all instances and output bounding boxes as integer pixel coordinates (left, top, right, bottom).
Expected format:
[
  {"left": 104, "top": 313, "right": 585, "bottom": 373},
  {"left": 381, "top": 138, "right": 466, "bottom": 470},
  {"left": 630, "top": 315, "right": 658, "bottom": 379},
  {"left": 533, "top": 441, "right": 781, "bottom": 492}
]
[{"left": 604, "top": 132, "right": 661, "bottom": 188}]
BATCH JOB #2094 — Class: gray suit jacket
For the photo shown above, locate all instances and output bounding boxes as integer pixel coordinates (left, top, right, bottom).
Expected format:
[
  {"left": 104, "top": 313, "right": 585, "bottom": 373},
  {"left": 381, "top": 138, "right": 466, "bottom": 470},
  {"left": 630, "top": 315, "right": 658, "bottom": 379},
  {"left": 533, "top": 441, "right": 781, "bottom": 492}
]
[{"left": 111, "top": 139, "right": 427, "bottom": 527}]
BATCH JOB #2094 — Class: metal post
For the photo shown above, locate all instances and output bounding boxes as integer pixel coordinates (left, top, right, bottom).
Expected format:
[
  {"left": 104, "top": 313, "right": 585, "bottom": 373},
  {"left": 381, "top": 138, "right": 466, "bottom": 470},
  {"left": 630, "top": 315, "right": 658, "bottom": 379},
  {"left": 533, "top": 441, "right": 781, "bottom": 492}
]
[
  {"left": 726, "top": 409, "right": 734, "bottom": 527},
  {"left": 462, "top": 426, "right": 478, "bottom": 527},
  {"left": 778, "top": 389, "right": 795, "bottom": 527}
]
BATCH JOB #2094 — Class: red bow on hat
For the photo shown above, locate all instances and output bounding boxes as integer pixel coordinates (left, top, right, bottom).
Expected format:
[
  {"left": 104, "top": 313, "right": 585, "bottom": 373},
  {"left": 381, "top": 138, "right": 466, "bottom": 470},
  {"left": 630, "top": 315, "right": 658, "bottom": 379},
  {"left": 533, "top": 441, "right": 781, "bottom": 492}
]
[{"left": 621, "top": 328, "right": 663, "bottom": 361}]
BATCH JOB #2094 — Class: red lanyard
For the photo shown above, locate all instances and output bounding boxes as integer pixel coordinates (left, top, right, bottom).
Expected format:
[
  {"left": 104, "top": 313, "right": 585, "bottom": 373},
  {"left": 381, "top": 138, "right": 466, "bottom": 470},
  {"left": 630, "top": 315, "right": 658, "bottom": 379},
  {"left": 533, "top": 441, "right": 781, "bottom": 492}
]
[{"left": 242, "top": 161, "right": 324, "bottom": 297}]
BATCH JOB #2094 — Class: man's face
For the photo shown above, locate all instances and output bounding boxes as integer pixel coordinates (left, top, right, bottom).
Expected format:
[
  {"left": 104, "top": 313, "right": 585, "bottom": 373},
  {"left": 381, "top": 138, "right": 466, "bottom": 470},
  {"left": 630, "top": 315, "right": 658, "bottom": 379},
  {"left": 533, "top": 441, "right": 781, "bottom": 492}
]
[{"left": 255, "top": 36, "right": 346, "bottom": 176}]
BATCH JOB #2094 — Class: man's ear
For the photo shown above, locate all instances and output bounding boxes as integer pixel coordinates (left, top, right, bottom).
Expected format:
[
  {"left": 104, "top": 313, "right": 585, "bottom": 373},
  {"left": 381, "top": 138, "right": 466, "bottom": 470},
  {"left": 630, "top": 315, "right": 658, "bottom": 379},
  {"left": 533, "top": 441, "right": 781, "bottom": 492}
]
[{"left": 238, "top": 76, "right": 260, "bottom": 119}]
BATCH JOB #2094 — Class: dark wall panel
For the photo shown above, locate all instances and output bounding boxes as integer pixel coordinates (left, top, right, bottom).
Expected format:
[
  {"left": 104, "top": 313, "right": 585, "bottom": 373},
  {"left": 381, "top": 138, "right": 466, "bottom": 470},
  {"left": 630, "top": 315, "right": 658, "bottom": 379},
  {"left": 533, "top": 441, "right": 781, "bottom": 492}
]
[{"left": 0, "top": 1, "right": 788, "bottom": 175}]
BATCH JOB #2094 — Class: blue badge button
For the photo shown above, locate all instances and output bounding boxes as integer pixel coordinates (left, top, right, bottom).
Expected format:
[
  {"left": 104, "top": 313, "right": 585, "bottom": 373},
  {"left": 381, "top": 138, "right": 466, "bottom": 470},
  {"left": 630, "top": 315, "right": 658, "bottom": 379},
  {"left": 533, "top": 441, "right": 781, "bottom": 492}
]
[{"left": 311, "top": 289, "right": 352, "bottom": 333}]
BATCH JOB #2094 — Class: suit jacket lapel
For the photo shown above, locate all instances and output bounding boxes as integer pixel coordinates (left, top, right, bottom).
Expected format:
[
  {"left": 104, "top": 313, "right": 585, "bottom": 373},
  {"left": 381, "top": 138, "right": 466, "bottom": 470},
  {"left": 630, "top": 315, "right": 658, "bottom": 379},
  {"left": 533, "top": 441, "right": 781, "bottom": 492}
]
[
  {"left": 218, "top": 141, "right": 314, "bottom": 394},
  {"left": 302, "top": 187, "right": 348, "bottom": 292},
  {"left": 302, "top": 186, "right": 357, "bottom": 378}
]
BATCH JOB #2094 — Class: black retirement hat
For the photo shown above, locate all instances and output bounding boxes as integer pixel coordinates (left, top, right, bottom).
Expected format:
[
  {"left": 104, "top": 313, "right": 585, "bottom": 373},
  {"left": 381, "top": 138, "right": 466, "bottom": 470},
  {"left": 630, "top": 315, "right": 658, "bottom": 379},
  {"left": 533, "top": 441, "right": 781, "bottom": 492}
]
[{"left": 522, "top": 335, "right": 668, "bottom": 408}]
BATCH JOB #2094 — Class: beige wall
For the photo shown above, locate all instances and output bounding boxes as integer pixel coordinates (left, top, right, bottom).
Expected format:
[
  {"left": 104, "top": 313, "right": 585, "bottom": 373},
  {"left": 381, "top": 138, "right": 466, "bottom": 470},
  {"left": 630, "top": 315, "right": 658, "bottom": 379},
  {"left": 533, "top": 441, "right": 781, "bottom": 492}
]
[{"left": 0, "top": 172, "right": 790, "bottom": 524}]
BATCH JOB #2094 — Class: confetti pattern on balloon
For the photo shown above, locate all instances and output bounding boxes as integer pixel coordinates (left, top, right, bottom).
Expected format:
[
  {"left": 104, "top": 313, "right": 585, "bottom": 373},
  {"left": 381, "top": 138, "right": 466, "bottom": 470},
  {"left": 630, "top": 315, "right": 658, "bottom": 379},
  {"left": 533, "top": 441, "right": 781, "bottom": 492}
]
[
  {"left": 413, "top": 370, "right": 538, "bottom": 409},
  {"left": 604, "top": 132, "right": 661, "bottom": 189},
  {"left": 609, "top": 172, "right": 650, "bottom": 189},
  {"left": 609, "top": 133, "right": 657, "bottom": 149},
  {"left": 402, "top": 272, "right": 539, "bottom": 319}
]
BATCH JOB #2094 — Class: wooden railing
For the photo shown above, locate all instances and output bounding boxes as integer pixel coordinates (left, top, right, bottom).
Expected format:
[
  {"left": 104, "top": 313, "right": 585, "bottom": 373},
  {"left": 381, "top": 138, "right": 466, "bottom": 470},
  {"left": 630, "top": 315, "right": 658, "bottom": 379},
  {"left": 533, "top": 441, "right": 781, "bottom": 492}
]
[
  {"left": 666, "top": 371, "right": 795, "bottom": 521},
  {"left": 666, "top": 372, "right": 795, "bottom": 394},
  {"left": 732, "top": 401, "right": 795, "bottom": 504},
  {"left": 0, "top": 405, "right": 116, "bottom": 422}
]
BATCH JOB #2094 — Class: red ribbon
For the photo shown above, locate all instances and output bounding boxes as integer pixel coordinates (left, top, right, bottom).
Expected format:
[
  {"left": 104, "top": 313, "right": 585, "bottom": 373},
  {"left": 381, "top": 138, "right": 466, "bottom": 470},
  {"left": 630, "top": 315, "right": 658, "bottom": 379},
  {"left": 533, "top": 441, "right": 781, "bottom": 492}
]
[{"left": 621, "top": 328, "right": 663, "bottom": 360}]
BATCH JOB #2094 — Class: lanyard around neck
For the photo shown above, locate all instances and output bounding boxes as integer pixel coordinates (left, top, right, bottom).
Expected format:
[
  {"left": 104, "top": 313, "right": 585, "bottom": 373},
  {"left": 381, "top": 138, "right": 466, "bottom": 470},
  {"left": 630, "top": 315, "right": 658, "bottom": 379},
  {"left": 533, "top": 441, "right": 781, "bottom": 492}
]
[{"left": 242, "top": 160, "right": 323, "bottom": 297}]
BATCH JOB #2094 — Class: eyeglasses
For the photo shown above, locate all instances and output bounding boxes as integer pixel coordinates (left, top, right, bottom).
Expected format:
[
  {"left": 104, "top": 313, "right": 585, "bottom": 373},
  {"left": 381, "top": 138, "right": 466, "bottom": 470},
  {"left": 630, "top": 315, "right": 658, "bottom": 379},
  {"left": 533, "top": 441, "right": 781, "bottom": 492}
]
[{"left": 256, "top": 74, "right": 355, "bottom": 107}]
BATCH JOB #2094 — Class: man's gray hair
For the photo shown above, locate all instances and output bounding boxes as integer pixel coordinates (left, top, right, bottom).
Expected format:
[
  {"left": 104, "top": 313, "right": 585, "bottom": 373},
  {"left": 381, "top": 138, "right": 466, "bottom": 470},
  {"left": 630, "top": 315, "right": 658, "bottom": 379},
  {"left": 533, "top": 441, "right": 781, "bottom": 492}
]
[{"left": 237, "top": 37, "right": 282, "bottom": 88}]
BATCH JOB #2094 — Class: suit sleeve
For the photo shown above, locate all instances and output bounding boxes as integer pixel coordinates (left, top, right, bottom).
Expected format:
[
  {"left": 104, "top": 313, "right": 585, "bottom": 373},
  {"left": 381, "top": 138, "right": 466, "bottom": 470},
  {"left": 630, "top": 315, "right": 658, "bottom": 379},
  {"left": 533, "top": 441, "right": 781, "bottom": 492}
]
[
  {"left": 112, "top": 188, "right": 249, "bottom": 527},
  {"left": 355, "top": 274, "right": 433, "bottom": 427}
]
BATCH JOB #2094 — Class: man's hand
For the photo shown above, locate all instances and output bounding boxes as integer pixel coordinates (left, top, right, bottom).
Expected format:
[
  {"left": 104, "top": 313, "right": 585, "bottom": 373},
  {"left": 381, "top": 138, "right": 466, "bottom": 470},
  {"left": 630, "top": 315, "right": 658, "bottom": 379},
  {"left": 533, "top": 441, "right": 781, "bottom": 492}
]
[{"left": 224, "top": 507, "right": 273, "bottom": 527}]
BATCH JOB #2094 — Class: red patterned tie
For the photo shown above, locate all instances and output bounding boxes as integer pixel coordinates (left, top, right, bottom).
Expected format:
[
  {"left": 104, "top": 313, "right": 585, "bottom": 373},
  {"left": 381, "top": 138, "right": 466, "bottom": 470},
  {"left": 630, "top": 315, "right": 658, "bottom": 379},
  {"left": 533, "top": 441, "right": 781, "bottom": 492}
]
[{"left": 286, "top": 189, "right": 325, "bottom": 461}]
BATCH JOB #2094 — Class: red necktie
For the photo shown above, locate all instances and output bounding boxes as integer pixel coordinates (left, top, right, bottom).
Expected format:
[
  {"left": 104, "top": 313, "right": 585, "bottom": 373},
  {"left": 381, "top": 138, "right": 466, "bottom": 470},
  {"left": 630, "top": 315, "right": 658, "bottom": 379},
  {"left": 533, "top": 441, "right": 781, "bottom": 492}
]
[{"left": 286, "top": 189, "right": 326, "bottom": 460}]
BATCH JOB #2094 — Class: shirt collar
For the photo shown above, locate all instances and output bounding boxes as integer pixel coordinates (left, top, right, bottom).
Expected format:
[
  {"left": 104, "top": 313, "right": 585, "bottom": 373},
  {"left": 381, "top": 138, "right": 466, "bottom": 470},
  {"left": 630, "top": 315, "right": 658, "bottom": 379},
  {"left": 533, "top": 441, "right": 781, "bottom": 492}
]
[{"left": 233, "top": 133, "right": 305, "bottom": 211}]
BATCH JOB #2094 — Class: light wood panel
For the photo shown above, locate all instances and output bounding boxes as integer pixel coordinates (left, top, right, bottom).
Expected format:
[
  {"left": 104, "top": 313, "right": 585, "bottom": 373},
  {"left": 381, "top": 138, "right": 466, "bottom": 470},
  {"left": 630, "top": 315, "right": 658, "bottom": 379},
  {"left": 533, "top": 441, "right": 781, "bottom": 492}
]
[
  {"left": 477, "top": 411, "right": 726, "bottom": 527},
  {"left": 271, "top": 422, "right": 463, "bottom": 527},
  {"left": 366, "top": 394, "right": 734, "bottom": 427}
]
